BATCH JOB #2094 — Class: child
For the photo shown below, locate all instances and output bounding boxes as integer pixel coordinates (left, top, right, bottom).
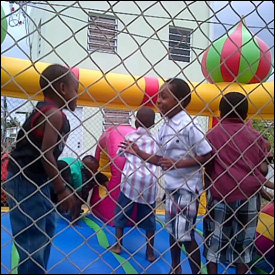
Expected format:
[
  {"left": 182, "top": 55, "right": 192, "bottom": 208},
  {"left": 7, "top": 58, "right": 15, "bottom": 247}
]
[
  {"left": 204, "top": 92, "right": 271, "bottom": 274},
  {"left": 6, "top": 64, "right": 78, "bottom": 274},
  {"left": 59, "top": 155, "right": 109, "bottom": 224},
  {"left": 259, "top": 137, "right": 274, "bottom": 201},
  {"left": 121, "top": 79, "right": 212, "bottom": 274},
  {"left": 110, "top": 107, "right": 159, "bottom": 262}
]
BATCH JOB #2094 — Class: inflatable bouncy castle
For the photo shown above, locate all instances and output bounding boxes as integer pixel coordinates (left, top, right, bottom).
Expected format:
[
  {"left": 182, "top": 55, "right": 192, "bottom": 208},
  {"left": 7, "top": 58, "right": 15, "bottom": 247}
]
[
  {"left": 256, "top": 203, "right": 274, "bottom": 258},
  {"left": 1, "top": 7, "right": 274, "bottom": 272},
  {"left": 92, "top": 125, "right": 135, "bottom": 226}
]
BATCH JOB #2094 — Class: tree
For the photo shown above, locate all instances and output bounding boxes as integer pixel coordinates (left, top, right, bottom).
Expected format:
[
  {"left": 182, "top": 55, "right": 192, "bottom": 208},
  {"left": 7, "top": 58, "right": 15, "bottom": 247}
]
[
  {"left": 253, "top": 120, "right": 274, "bottom": 157},
  {"left": 2, "top": 117, "right": 20, "bottom": 128}
]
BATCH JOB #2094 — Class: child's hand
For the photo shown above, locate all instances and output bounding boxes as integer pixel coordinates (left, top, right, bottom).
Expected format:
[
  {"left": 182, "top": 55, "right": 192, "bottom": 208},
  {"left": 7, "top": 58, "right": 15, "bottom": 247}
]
[
  {"left": 57, "top": 188, "right": 76, "bottom": 214},
  {"left": 119, "top": 140, "right": 139, "bottom": 155},
  {"left": 71, "top": 220, "right": 82, "bottom": 227},
  {"left": 159, "top": 158, "right": 175, "bottom": 170},
  {"left": 71, "top": 217, "right": 82, "bottom": 227}
]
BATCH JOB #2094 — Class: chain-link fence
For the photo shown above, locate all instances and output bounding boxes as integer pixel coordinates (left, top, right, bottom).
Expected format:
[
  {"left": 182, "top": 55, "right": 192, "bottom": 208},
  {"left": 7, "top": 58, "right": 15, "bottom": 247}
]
[{"left": 1, "top": 1, "right": 274, "bottom": 274}]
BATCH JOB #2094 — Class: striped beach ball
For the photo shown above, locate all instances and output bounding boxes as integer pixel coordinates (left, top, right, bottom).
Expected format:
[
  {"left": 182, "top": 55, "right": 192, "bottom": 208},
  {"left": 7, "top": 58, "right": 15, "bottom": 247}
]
[{"left": 201, "top": 20, "right": 272, "bottom": 84}]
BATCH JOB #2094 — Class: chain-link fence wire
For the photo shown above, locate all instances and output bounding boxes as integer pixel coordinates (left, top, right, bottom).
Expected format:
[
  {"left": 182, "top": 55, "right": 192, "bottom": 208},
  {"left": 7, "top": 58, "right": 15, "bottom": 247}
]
[{"left": 1, "top": 1, "right": 274, "bottom": 274}]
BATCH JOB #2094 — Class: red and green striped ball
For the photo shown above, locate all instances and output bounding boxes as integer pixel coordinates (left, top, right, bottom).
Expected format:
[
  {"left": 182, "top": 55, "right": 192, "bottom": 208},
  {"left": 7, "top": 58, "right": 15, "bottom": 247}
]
[{"left": 202, "top": 20, "right": 272, "bottom": 84}]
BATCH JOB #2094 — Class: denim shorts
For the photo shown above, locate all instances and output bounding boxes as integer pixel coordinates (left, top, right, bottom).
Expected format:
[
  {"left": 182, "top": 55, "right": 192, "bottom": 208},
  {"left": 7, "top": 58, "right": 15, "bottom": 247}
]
[{"left": 114, "top": 191, "right": 156, "bottom": 231}]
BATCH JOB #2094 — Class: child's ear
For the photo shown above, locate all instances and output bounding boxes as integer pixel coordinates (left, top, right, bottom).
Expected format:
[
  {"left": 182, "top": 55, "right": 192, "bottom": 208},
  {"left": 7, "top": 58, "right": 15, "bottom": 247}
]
[{"left": 59, "top": 82, "right": 66, "bottom": 96}]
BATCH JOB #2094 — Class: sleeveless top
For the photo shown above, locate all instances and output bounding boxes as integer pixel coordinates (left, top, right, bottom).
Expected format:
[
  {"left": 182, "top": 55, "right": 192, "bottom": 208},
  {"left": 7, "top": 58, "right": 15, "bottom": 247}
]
[
  {"left": 1, "top": 153, "right": 9, "bottom": 181},
  {"left": 8, "top": 101, "right": 70, "bottom": 182}
]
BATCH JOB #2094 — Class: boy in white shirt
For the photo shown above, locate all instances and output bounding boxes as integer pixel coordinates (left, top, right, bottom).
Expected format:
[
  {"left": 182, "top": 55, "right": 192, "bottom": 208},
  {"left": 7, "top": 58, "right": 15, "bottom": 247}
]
[{"left": 121, "top": 78, "right": 212, "bottom": 274}]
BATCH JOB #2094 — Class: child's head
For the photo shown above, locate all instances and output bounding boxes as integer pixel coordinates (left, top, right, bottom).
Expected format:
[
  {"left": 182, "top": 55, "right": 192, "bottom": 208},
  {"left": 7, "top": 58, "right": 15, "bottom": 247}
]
[
  {"left": 82, "top": 155, "right": 99, "bottom": 177},
  {"left": 40, "top": 64, "right": 79, "bottom": 111},
  {"left": 157, "top": 78, "right": 191, "bottom": 118},
  {"left": 57, "top": 160, "right": 71, "bottom": 183},
  {"left": 135, "top": 107, "right": 155, "bottom": 129},
  {"left": 219, "top": 92, "right": 248, "bottom": 120}
]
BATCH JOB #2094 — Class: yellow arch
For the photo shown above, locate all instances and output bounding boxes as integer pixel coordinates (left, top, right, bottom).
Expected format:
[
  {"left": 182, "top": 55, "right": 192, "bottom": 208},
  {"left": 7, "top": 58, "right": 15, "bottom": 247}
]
[
  {"left": 2, "top": 56, "right": 274, "bottom": 215},
  {"left": 1, "top": 56, "right": 274, "bottom": 119}
]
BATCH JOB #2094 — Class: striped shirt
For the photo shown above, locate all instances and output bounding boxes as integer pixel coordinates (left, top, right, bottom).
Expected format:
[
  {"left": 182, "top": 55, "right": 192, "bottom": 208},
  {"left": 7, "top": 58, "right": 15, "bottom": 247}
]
[
  {"left": 120, "top": 127, "right": 159, "bottom": 204},
  {"left": 157, "top": 110, "right": 212, "bottom": 194}
]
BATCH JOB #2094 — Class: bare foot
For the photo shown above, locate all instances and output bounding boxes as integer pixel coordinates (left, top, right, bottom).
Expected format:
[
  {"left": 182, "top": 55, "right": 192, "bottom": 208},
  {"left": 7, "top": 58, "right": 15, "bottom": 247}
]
[
  {"left": 72, "top": 222, "right": 81, "bottom": 227},
  {"left": 109, "top": 243, "right": 122, "bottom": 254},
  {"left": 146, "top": 249, "right": 156, "bottom": 262},
  {"left": 169, "top": 267, "right": 182, "bottom": 274}
]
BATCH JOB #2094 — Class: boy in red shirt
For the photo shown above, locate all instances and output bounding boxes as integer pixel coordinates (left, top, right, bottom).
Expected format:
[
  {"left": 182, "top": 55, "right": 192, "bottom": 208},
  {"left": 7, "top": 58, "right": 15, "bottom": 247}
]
[{"left": 204, "top": 92, "right": 272, "bottom": 274}]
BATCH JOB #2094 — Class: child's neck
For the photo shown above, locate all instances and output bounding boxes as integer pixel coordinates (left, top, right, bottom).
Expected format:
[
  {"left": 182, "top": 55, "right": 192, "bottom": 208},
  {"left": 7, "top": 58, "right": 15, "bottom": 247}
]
[
  {"left": 167, "top": 107, "right": 183, "bottom": 119},
  {"left": 44, "top": 96, "right": 64, "bottom": 109}
]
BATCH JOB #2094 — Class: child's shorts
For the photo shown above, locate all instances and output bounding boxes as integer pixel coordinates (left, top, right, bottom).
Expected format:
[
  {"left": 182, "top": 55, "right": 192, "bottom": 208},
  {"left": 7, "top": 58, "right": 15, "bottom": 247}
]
[
  {"left": 114, "top": 191, "right": 156, "bottom": 231},
  {"left": 165, "top": 189, "right": 199, "bottom": 242},
  {"left": 203, "top": 194, "right": 260, "bottom": 264}
]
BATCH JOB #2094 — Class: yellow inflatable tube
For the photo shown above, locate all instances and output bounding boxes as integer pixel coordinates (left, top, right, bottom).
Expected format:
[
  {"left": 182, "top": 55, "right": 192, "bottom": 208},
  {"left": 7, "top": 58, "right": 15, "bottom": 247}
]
[{"left": 1, "top": 56, "right": 274, "bottom": 119}]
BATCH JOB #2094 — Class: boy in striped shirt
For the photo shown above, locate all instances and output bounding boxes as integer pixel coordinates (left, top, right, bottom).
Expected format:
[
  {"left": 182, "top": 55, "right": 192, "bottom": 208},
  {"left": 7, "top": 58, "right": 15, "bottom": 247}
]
[{"left": 110, "top": 107, "right": 159, "bottom": 262}]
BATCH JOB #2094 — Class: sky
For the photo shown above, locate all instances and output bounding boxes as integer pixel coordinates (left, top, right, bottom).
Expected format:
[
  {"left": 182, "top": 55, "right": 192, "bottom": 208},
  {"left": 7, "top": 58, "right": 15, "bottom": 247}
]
[
  {"left": 1, "top": 1, "right": 274, "bottom": 117},
  {"left": 212, "top": 1, "right": 274, "bottom": 64}
]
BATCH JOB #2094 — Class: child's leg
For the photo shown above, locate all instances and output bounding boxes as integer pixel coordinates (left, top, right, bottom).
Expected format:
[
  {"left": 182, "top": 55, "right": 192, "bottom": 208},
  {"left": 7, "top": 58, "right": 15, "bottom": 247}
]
[
  {"left": 137, "top": 202, "right": 156, "bottom": 262},
  {"left": 232, "top": 196, "right": 260, "bottom": 274},
  {"left": 183, "top": 240, "right": 201, "bottom": 274},
  {"left": 145, "top": 230, "right": 155, "bottom": 262},
  {"left": 166, "top": 189, "right": 200, "bottom": 274},
  {"left": 6, "top": 174, "right": 55, "bottom": 274},
  {"left": 169, "top": 235, "right": 182, "bottom": 274},
  {"left": 236, "top": 263, "right": 249, "bottom": 274},
  {"left": 206, "top": 262, "right": 217, "bottom": 274},
  {"left": 110, "top": 192, "right": 135, "bottom": 254},
  {"left": 110, "top": 227, "right": 124, "bottom": 254}
]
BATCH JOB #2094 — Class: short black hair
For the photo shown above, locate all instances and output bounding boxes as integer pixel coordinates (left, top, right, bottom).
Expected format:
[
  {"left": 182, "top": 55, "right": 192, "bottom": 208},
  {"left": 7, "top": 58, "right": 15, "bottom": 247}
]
[
  {"left": 136, "top": 107, "right": 155, "bottom": 129},
  {"left": 165, "top": 78, "right": 191, "bottom": 108},
  {"left": 57, "top": 160, "right": 71, "bottom": 183},
  {"left": 219, "top": 92, "right": 248, "bottom": 120},
  {"left": 82, "top": 155, "right": 99, "bottom": 164},
  {"left": 40, "top": 64, "right": 72, "bottom": 96}
]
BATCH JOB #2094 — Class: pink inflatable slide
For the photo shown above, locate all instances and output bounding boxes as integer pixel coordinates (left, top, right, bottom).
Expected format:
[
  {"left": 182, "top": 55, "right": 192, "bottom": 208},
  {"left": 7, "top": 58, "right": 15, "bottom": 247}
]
[{"left": 91, "top": 125, "right": 135, "bottom": 226}]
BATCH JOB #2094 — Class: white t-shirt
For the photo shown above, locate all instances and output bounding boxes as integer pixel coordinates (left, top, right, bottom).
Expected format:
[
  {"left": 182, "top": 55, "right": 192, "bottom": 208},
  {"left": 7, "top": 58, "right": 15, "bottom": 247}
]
[{"left": 157, "top": 110, "right": 212, "bottom": 194}]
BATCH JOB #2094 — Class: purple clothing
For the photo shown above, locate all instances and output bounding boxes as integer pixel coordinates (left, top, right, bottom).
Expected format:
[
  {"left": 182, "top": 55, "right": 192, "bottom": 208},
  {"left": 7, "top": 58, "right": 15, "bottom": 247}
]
[{"left": 206, "top": 118, "right": 267, "bottom": 203}]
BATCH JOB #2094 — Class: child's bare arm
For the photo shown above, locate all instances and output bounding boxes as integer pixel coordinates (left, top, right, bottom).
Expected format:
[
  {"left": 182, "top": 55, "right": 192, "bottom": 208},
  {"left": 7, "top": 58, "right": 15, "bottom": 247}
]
[
  {"left": 41, "top": 109, "right": 75, "bottom": 212},
  {"left": 159, "top": 153, "right": 212, "bottom": 170},
  {"left": 94, "top": 173, "right": 109, "bottom": 189},
  {"left": 71, "top": 197, "right": 83, "bottom": 225},
  {"left": 120, "top": 140, "right": 162, "bottom": 165},
  {"left": 260, "top": 188, "right": 274, "bottom": 202},
  {"left": 264, "top": 180, "right": 274, "bottom": 190}
]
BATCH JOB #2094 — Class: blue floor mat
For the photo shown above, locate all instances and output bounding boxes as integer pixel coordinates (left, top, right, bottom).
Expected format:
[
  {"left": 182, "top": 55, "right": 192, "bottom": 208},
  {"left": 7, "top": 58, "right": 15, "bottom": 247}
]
[{"left": 1, "top": 212, "right": 272, "bottom": 274}]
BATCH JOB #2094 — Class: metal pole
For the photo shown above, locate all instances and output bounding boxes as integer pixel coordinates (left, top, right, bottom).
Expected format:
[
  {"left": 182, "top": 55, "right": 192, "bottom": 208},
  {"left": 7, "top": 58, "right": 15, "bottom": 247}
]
[{"left": 3, "top": 96, "right": 7, "bottom": 142}]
